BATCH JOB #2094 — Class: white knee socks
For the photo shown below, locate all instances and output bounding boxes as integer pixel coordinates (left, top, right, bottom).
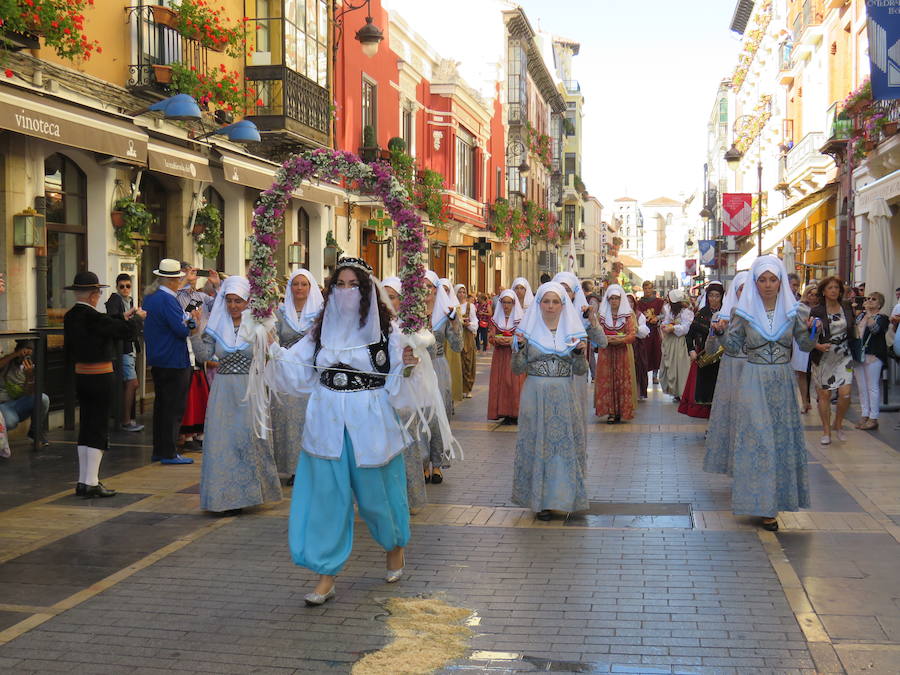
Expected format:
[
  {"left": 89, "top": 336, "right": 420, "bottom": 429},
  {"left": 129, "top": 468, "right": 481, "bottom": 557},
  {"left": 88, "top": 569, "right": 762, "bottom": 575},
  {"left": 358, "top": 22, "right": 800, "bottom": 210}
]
[
  {"left": 77, "top": 445, "right": 87, "bottom": 484},
  {"left": 83, "top": 447, "right": 103, "bottom": 487}
]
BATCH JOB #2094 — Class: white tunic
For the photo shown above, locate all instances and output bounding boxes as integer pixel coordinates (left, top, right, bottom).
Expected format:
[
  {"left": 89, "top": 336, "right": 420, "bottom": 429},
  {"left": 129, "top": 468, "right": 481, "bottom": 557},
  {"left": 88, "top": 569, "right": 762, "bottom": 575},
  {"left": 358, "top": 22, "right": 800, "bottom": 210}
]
[
  {"left": 267, "top": 332, "right": 411, "bottom": 467},
  {"left": 662, "top": 306, "right": 694, "bottom": 337}
]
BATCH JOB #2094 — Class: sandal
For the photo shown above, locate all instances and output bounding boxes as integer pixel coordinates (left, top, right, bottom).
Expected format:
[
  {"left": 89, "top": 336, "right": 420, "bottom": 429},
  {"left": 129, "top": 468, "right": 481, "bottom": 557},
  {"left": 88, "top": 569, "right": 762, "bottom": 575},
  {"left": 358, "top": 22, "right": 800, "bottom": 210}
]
[
  {"left": 430, "top": 467, "right": 443, "bottom": 484},
  {"left": 854, "top": 417, "right": 868, "bottom": 429},
  {"left": 761, "top": 518, "right": 779, "bottom": 532},
  {"left": 606, "top": 415, "right": 615, "bottom": 425},
  {"left": 423, "top": 469, "right": 431, "bottom": 484},
  {"left": 862, "top": 419, "right": 879, "bottom": 430}
]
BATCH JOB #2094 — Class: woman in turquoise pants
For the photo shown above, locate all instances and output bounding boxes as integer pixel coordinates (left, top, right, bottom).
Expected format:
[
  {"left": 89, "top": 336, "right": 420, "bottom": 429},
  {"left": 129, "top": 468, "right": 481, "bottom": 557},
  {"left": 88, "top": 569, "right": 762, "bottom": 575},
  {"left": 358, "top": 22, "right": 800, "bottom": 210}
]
[{"left": 268, "top": 258, "right": 420, "bottom": 605}]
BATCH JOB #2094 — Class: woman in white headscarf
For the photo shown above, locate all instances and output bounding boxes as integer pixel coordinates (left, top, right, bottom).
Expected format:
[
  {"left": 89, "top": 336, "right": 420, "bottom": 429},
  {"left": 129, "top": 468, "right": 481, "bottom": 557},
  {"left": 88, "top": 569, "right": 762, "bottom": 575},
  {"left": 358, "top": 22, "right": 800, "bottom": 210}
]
[
  {"left": 381, "top": 277, "right": 427, "bottom": 513},
  {"left": 594, "top": 284, "right": 638, "bottom": 423},
  {"left": 511, "top": 282, "right": 589, "bottom": 520},
  {"left": 267, "top": 258, "right": 420, "bottom": 605},
  {"left": 553, "top": 271, "right": 590, "bottom": 315},
  {"left": 709, "top": 256, "right": 816, "bottom": 531},
  {"left": 193, "top": 276, "right": 282, "bottom": 516},
  {"left": 511, "top": 277, "right": 535, "bottom": 310},
  {"left": 422, "top": 271, "right": 462, "bottom": 483},
  {"left": 271, "top": 269, "right": 324, "bottom": 484},
  {"left": 439, "top": 278, "right": 464, "bottom": 404},
  {"left": 455, "top": 283, "right": 478, "bottom": 398},
  {"left": 488, "top": 289, "right": 525, "bottom": 423},
  {"left": 658, "top": 288, "right": 694, "bottom": 401}
]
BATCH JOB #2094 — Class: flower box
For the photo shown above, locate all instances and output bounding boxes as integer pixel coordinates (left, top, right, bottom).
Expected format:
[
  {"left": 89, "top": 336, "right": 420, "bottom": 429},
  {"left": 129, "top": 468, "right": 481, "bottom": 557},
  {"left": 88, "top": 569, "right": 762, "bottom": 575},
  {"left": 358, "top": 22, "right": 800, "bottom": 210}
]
[
  {"left": 111, "top": 211, "right": 126, "bottom": 228},
  {"left": 150, "top": 5, "right": 179, "bottom": 30},
  {"left": 152, "top": 64, "right": 173, "bottom": 84},
  {"left": 864, "top": 140, "right": 877, "bottom": 152},
  {"left": 883, "top": 121, "right": 898, "bottom": 136}
]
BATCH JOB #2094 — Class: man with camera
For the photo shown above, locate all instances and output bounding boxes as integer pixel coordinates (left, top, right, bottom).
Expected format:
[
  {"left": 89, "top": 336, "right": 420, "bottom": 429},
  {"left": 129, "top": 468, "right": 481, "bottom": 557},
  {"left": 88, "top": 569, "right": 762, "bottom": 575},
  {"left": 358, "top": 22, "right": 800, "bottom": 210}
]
[
  {"left": 0, "top": 339, "right": 50, "bottom": 448},
  {"left": 143, "top": 259, "right": 202, "bottom": 465}
]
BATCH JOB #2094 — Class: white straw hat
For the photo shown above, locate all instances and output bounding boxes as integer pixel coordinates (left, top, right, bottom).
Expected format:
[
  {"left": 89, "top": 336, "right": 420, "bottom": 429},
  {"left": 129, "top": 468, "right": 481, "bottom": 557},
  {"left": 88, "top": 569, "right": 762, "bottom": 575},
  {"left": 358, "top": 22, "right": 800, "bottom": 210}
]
[{"left": 153, "top": 258, "right": 186, "bottom": 278}]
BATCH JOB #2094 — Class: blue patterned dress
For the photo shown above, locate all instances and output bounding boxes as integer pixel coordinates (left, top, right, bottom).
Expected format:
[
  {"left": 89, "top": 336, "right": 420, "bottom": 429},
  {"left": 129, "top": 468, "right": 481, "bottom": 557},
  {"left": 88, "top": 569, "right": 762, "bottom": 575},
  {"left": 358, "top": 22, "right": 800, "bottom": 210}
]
[
  {"left": 193, "top": 334, "right": 283, "bottom": 513},
  {"left": 425, "top": 319, "right": 462, "bottom": 469},
  {"left": 703, "top": 345, "right": 748, "bottom": 475},
  {"left": 270, "top": 307, "right": 310, "bottom": 478},
  {"left": 721, "top": 306, "right": 815, "bottom": 517},
  {"left": 511, "top": 341, "right": 589, "bottom": 513}
]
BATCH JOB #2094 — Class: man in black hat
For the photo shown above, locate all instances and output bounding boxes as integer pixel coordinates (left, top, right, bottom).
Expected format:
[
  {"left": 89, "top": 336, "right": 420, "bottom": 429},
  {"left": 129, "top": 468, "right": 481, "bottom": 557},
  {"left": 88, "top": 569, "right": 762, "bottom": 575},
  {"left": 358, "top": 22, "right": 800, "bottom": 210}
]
[{"left": 64, "top": 271, "right": 141, "bottom": 498}]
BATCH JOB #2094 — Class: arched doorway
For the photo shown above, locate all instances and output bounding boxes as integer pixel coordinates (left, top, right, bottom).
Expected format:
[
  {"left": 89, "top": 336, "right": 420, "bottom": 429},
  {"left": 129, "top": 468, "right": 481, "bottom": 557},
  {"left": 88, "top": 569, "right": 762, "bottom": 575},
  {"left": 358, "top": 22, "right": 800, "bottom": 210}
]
[{"left": 139, "top": 174, "right": 168, "bottom": 296}]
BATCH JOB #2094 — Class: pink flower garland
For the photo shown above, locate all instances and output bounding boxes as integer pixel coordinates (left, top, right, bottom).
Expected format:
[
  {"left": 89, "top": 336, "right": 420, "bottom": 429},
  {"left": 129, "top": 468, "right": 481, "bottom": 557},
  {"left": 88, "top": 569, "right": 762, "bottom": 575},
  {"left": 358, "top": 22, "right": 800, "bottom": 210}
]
[{"left": 248, "top": 149, "right": 428, "bottom": 333}]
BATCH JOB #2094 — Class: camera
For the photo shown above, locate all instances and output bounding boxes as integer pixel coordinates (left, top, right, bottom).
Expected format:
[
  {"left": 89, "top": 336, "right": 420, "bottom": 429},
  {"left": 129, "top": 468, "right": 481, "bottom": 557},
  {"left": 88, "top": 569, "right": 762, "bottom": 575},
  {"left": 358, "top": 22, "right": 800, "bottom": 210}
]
[
  {"left": 195, "top": 269, "right": 211, "bottom": 277},
  {"left": 184, "top": 299, "right": 203, "bottom": 313}
]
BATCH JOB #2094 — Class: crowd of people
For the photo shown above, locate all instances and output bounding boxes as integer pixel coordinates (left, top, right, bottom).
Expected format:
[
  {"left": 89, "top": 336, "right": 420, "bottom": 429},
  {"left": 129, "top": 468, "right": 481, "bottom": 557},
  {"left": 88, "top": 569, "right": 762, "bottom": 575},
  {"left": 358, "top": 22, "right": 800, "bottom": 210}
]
[{"left": 41, "top": 255, "right": 900, "bottom": 602}]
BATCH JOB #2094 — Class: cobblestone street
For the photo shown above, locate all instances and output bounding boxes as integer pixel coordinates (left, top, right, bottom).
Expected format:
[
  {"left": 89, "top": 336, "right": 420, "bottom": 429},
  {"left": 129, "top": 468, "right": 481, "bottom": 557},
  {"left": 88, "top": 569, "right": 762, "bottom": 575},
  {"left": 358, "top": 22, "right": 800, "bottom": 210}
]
[{"left": 1, "top": 353, "right": 899, "bottom": 674}]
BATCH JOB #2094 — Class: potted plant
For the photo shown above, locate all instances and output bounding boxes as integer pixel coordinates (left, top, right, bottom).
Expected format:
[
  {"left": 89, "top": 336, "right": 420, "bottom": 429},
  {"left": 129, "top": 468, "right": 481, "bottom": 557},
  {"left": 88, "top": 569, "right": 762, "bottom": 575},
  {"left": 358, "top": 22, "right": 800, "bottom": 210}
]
[
  {"left": 111, "top": 197, "right": 155, "bottom": 256},
  {"left": 0, "top": 0, "right": 101, "bottom": 61},
  {"left": 359, "top": 125, "right": 379, "bottom": 162},
  {"left": 170, "top": 0, "right": 246, "bottom": 56},
  {"left": 149, "top": 4, "right": 179, "bottom": 29},
  {"left": 192, "top": 203, "right": 222, "bottom": 259},
  {"left": 152, "top": 64, "right": 173, "bottom": 85},
  {"left": 884, "top": 120, "right": 899, "bottom": 137}
]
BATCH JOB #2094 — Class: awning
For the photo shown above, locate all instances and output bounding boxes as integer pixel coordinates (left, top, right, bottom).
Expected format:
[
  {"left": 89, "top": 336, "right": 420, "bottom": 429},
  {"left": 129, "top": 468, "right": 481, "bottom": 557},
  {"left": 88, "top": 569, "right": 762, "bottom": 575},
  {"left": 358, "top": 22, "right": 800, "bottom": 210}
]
[
  {"left": 855, "top": 168, "right": 900, "bottom": 215},
  {"left": 736, "top": 195, "right": 831, "bottom": 270},
  {"left": 148, "top": 141, "right": 213, "bottom": 182},
  {"left": 0, "top": 85, "right": 148, "bottom": 163},
  {"left": 218, "top": 148, "right": 279, "bottom": 191},
  {"left": 618, "top": 253, "right": 643, "bottom": 267}
]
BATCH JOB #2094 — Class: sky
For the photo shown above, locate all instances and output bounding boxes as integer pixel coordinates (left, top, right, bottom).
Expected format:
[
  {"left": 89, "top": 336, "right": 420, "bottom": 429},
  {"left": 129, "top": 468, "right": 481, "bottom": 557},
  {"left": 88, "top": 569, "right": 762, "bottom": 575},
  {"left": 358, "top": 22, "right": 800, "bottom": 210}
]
[{"left": 383, "top": 0, "right": 744, "bottom": 211}]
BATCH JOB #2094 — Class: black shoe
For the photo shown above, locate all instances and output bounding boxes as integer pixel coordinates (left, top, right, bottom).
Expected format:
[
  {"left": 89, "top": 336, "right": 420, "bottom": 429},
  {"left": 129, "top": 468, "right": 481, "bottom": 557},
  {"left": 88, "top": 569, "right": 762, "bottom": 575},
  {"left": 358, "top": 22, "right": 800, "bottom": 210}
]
[
  {"left": 286, "top": 474, "right": 295, "bottom": 487},
  {"left": 83, "top": 483, "right": 117, "bottom": 499},
  {"left": 536, "top": 510, "right": 552, "bottom": 521},
  {"left": 75, "top": 482, "right": 86, "bottom": 497},
  {"left": 614, "top": 415, "right": 621, "bottom": 423},
  {"left": 430, "top": 468, "right": 443, "bottom": 484},
  {"left": 761, "top": 518, "right": 779, "bottom": 532},
  {"left": 222, "top": 508, "right": 243, "bottom": 517}
]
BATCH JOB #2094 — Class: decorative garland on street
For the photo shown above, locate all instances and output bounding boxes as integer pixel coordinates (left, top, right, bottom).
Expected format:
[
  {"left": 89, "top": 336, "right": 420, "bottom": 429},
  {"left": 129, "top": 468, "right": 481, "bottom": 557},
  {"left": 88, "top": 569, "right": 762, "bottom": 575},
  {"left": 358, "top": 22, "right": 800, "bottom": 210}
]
[{"left": 248, "top": 148, "right": 427, "bottom": 333}]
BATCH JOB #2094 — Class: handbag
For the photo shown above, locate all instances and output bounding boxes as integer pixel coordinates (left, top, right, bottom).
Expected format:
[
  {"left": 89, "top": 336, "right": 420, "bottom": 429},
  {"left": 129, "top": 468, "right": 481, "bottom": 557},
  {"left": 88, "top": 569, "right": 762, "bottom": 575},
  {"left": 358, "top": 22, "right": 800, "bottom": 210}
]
[{"left": 478, "top": 319, "right": 488, "bottom": 328}]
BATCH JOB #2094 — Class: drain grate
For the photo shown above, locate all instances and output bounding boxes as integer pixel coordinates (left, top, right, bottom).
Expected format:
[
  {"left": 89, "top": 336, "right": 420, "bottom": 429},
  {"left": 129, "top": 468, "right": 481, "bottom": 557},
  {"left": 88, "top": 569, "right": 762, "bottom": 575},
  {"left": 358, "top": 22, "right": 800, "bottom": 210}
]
[{"left": 565, "top": 502, "right": 693, "bottom": 529}]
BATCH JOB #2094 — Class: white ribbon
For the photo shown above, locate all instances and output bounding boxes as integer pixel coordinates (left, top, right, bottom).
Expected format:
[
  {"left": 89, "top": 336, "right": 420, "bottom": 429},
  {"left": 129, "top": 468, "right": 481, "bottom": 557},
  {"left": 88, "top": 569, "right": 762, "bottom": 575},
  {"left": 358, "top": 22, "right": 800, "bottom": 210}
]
[
  {"left": 389, "top": 328, "right": 463, "bottom": 462},
  {"left": 241, "top": 311, "right": 275, "bottom": 440}
]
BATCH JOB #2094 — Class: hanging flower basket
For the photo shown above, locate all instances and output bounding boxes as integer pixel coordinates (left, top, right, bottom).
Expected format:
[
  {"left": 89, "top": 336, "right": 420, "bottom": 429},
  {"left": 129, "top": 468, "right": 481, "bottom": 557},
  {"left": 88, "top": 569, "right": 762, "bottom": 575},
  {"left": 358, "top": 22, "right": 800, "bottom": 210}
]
[
  {"left": 111, "top": 211, "right": 126, "bottom": 229},
  {"left": 191, "top": 221, "right": 206, "bottom": 236},
  {"left": 152, "top": 64, "right": 173, "bottom": 85},
  {"left": 150, "top": 5, "right": 180, "bottom": 30},
  {"left": 111, "top": 197, "right": 155, "bottom": 256}
]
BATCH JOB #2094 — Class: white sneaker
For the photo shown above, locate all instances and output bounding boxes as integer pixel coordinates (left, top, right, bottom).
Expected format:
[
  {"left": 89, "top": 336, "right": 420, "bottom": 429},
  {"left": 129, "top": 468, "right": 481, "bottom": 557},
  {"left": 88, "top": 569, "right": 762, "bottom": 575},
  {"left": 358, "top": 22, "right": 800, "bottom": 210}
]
[
  {"left": 835, "top": 430, "right": 847, "bottom": 442},
  {"left": 820, "top": 435, "right": 831, "bottom": 446}
]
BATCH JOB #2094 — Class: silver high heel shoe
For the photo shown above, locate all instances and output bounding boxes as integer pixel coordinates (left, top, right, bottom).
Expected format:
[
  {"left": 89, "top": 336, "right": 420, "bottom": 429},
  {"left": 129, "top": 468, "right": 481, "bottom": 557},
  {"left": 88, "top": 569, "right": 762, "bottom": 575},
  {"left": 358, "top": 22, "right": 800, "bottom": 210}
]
[
  {"left": 385, "top": 568, "right": 404, "bottom": 583},
  {"left": 304, "top": 586, "right": 335, "bottom": 606}
]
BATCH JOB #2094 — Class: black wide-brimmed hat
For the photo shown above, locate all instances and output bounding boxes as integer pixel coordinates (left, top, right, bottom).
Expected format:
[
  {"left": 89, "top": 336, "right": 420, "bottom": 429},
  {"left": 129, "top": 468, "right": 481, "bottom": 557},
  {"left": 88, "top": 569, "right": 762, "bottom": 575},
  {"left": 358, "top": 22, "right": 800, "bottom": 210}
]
[{"left": 64, "top": 271, "right": 109, "bottom": 290}]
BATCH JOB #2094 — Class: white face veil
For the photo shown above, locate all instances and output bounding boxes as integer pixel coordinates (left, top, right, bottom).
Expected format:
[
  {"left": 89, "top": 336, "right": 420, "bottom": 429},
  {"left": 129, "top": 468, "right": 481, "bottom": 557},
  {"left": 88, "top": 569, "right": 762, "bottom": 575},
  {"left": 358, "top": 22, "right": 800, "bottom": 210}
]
[
  {"left": 719, "top": 271, "right": 749, "bottom": 320},
  {"left": 281, "top": 269, "right": 324, "bottom": 333},
  {"left": 319, "top": 267, "right": 382, "bottom": 350},
  {"left": 205, "top": 275, "right": 251, "bottom": 351},
  {"left": 511, "top": 277, "right": 535, "bottom": 309},
  {"left": 425, "top": 270, "right": 455, "bottom": 330},
  {"left": 733, "top": 255, "right": 799, "bottom": 341},
  {"left": 599, "top": 283, "right": 633, "bottom": 329},
  {"left": 492, "top": 289, "right": 524, "bottom": 331},
  {"left": 517, "top": 282, "right": 586, "bottom": 355}
]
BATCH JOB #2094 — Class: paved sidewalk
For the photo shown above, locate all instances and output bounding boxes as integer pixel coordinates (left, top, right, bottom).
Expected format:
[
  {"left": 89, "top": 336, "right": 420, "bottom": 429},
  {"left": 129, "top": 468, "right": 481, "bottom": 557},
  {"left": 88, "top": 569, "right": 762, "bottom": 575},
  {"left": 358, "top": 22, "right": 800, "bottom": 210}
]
[{"left": 0, "top": 352, "right": 898, "bottom": 673}]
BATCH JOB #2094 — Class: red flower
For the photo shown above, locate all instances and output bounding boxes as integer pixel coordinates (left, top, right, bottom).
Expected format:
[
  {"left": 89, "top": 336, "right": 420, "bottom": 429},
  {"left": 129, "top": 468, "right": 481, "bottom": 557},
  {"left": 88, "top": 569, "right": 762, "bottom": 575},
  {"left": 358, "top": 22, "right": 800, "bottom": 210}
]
[
  {"left": 4, "top": 69, "right": 14, "bottom": 78},
  {"left": 256, "top": 98, "right": 264, "bottom": 107}
]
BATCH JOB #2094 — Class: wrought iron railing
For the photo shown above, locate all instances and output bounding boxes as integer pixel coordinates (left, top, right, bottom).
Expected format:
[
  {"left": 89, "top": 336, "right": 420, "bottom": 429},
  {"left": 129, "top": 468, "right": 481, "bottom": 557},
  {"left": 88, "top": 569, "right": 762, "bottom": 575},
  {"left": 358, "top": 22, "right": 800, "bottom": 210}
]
[
  {"left": 126, "top": 4, "right": 206, "bottom": 91},
  {"left": 784, "top": 131, "right": 826, "bottom": 174}
]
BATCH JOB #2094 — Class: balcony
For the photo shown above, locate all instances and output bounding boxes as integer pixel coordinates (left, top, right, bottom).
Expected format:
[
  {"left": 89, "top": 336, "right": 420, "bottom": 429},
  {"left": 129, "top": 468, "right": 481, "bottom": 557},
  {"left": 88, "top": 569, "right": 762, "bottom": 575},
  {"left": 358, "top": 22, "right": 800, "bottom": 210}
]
[
  {"left": 778, "top": 42, "right": 796, "bottom": 85},
  {"left": 246, "top": 68, "right": 330, "bottom": 149},
  {"left": 127, "top": 4, "right": 208, "bottom": 95},
  {"left": 564, "top": 80, "right": 581, "bottom": 95},
  {"left": 783, "top": 131, "right": 833, "bottom": 193},
  {"left": 791, "top": 0, "right": 824, "bottom": 60}
]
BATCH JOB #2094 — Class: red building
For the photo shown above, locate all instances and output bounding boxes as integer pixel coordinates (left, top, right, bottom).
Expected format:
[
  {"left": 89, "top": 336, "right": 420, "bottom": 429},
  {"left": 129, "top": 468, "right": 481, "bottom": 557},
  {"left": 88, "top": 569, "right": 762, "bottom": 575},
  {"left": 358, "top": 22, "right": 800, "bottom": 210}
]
[{"left": 333, "top": 0, "right": 505, "bottom": 292}]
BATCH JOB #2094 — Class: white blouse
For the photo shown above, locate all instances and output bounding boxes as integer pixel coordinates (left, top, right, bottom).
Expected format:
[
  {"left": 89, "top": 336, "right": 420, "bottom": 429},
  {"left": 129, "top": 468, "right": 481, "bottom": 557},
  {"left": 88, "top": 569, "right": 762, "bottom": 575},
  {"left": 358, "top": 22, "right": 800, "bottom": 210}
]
[
  {"left": 662, "top": 306, "right": 694, "bottom": 337},
  {"left": 267, "top": 331, "right": 411, "bottom": 467},
  {"left": 458, "top": 302, "right": 478, "bottom": 334}
]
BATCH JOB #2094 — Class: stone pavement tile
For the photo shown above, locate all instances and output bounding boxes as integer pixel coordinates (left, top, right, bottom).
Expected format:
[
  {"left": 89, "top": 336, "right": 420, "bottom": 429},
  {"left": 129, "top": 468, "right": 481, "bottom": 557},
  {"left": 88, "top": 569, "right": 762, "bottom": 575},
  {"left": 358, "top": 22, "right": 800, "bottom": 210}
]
[
  {"left": 833, "top": 642, "right": 900, "bottom": 675},
  {"left": 819, "top": 614, "right": 890, "bottom": 642}
]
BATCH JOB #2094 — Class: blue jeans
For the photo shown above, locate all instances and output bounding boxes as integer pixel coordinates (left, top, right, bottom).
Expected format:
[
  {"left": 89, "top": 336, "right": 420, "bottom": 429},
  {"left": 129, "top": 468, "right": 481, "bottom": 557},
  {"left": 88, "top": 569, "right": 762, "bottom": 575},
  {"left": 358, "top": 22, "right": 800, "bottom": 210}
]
[{"left": 0, "top": 394, "right": 50, "bottom": 432}]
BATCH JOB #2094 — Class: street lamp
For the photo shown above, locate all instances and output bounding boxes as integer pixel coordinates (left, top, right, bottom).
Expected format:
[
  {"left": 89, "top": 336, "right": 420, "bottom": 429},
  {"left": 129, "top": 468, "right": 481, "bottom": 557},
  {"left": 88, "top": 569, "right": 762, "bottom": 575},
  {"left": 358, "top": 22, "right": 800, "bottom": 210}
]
[
  {"left": 724, "top": 114, "right": 766, "bottom": 258},
  {"left": 334, "top": 0, "right": 384, "bottom": 59}
]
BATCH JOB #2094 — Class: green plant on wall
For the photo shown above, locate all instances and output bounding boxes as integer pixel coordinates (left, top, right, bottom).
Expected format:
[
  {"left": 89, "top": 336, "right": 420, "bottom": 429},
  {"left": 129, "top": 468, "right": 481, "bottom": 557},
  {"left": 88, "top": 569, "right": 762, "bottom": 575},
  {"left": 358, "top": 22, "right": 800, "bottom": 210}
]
[
  {"left": 192, "top": 203, "right": 222, "bottom": 260},
  {"left": 111, "top": 196, "right": 155, "bottom": 257}
]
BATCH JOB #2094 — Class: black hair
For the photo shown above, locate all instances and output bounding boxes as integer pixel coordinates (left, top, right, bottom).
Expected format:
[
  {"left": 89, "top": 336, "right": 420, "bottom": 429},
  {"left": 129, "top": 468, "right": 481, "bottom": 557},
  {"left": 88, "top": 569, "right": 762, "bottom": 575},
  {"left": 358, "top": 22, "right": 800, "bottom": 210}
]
[
  {"left": 310, "top": 265, "right": 393, "bottom": 343},
  {"left": 116, "top": 273, "right": 132, "bottom": 285}
]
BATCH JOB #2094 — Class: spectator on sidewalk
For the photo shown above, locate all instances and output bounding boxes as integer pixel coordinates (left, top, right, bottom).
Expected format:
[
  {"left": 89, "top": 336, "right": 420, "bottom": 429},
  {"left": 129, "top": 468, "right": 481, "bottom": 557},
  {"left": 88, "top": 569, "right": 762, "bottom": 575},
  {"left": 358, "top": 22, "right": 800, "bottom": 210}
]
[
  {"left": 0, "top": 340, "right": 50, "bottom": 446},
  {"left": 64, "top": 271, "right": 139, "bottom": 498},
  {"left": 176, "top": 262, "right": 221, "bottom": 452},
  {"left": 142, "top": 259, "right": 200, "bottom": 465},
  {"left": 105, "top": 274, "right": 145, "bottom": 432},
  {"left": 853, "top": 292, "right": 890, "bottom": 431}
]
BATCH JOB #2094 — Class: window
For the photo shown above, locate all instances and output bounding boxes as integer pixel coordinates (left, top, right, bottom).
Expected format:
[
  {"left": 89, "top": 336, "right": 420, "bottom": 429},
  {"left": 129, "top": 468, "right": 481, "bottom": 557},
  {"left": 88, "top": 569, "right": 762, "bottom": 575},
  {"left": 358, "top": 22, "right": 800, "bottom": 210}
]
[
  {"left": 297, "top": 206, "right": 311, "bottom": 270},
  {"left": 656, "top": 219, "right": 666, "bottom": 252},
  {"left": 45, "top": 154, "right": 86, "bottom": 316},
  {"left": 564, "top": 153, "right": 576, "bottom": 180},
  {"left": 577, "top": 254, "right": 585, "bottom": 268},
  {"left": 284, "top": 0, "right": 329, "bottom": 86},
  {"left": 564, "top": 205, "right": 576, "bottom": 231},
  {"left": 456, "top": 128, "right": 476, "bottom": 199},
  {"left": 718, "top": 98, "right": 728, "bottom": 123},
  {"left": 402, "top": 106, "right": 413, "bottom": 154},
  {"left": 564, "top": 111, "right": 576, "bottom": 136},
  {"left": 507, "top": 41, "right": 527, "bottom": 124},
  {"left": 496, "top": 167, "right": 502, "bottom": 199},
  {"left": 362, "top": 78, "right": 377, "bottom": 141}
]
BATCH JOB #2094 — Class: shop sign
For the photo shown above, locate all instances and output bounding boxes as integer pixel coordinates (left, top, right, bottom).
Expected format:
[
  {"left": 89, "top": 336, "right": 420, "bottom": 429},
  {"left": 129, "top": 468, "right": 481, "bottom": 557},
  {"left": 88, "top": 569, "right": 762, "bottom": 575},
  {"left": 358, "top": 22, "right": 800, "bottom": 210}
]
[
  {"left": 866, "top": 1, "right": 900, "bottom": 101},
  {"left": 722, "top": 193, "right": 752, "bottom": 236},
  {"left": 148, "top": 142, "right": 212, "bottom": 182}
]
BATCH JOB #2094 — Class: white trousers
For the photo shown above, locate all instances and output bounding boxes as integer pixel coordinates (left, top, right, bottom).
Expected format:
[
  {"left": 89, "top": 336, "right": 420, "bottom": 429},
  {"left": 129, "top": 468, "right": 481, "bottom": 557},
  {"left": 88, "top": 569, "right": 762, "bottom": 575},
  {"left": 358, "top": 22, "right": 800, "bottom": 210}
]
[{"left": 853, "top": 360, "right": 883, "bottom": 420}]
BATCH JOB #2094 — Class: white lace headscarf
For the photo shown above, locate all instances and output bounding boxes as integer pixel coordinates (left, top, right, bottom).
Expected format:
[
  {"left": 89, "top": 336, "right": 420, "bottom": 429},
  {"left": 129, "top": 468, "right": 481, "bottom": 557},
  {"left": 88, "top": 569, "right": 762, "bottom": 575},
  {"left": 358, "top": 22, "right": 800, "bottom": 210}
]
[
  {"left": 425, "top": 270, "right": 455, "bottom": 331},
  {"left": 517, "top": 282, "right": 586, "bottom": 355},
  {"left": 205, "top": 275, "right": 251, "bottom": 351},
  {"left": 733, "top": 255, "right": 799, "bottom": 341},
  {"left": 492, "top": 289, "right": 524, "bottom": 331},
  {"left": 599, "top": 283, "right": 633, "bottom": 330},
  {"left": 281, "top": 269, "right": 324, "bottom": 333},
  {"left": 511, "top": 277, "right": 535, "bottom": 309}
]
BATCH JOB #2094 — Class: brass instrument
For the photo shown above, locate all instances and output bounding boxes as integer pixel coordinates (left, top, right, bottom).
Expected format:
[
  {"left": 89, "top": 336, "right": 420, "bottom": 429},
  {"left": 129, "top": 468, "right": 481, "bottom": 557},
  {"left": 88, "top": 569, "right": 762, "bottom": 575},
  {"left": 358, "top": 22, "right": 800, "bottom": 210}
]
[{"left": 696, "top": 345, "right": 725, "bottom": 368}]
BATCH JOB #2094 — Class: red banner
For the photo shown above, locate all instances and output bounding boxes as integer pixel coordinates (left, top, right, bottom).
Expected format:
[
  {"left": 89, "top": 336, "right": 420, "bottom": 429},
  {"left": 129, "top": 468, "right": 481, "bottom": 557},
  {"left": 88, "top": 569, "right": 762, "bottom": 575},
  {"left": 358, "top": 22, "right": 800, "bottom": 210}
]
[
  {"left": 722, "top": 193, "right": 752, "bottom": 236},
  {"left": 685, "top": 258, "right": 697, "bottom": 276}
]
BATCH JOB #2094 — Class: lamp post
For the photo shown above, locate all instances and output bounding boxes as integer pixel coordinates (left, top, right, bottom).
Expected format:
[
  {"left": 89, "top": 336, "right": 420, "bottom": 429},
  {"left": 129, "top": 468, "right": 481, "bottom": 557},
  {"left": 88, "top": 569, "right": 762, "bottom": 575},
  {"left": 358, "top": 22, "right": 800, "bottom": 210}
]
[
  {"left": 333, "top": 0, "right": 385, "bottom": 58},
  {"left": 724, "top": 115, "right": 765, "bottom": 258}
]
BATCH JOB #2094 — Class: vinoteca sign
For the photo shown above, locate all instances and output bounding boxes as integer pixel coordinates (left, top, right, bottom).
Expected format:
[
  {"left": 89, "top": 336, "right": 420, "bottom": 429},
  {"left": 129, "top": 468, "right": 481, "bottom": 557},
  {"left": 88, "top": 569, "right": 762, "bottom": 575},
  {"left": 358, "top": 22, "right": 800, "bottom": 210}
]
[
  {"left": 14, "top": 112, "right": 61, "bottom": 138},
  {"left": 0, "top": 88, "right": 148, "bottom": 163}
]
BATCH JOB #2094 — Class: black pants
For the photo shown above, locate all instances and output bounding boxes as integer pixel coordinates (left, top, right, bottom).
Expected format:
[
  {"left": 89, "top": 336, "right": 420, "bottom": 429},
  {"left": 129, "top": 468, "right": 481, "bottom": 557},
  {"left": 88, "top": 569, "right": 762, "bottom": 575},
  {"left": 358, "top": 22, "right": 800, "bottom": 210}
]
[
  {"left": 476, "top": 326, "right": 489, "bottom": 351},
  {"left": 76, "top": 372, "right": 114, "bottom": 450},
  {"left": 151, "top": 366, "right": 192, "bottom": 460}
]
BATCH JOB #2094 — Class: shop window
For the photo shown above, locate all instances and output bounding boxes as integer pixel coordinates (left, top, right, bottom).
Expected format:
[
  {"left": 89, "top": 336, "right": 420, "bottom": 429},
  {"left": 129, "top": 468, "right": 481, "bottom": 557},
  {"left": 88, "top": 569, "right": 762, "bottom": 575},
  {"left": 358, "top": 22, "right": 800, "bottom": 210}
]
[
  {"left": 44, "top": 154, "right": 86, "bottom": 319},
  {"left": 456, "top": 128, "right": 476, "bottom": 199},
  {"left": 139, "top": 174, "right": 168, "bottom": 295},
  {"left": 402, "top": 106, "right": 414, "bottom": 156},
  {"left": 362, "top": 77, "right": 377, "bottom": 142},
  {"left": 827, "top": 217, "right": 837, "bottom": 249}
]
